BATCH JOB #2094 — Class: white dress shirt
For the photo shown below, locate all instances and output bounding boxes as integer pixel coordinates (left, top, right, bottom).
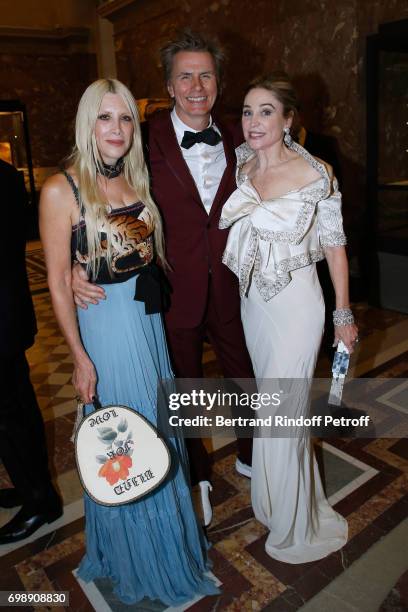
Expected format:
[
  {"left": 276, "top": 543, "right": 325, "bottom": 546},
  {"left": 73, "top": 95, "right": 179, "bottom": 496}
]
[{"left": 171, "top": 108, "right": 227, "bottom": 215}]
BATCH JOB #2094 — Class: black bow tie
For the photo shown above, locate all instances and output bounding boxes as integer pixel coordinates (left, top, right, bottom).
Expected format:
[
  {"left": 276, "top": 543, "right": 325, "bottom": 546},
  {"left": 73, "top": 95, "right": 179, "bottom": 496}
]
[{"left": 180, "top": 127, "right": 222, "bottom": 149}]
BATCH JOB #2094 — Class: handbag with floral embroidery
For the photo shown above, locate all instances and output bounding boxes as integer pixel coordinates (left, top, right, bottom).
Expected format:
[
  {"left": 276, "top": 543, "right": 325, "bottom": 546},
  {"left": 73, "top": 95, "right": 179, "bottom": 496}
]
[{"left": 74, "top": 398, "right": 171, "bottom": 506}]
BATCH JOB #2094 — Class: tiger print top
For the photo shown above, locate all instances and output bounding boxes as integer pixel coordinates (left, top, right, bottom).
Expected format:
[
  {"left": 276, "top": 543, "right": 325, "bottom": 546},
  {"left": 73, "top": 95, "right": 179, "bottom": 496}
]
[{"left": 64, "top": 171, "right": 155, "bottom": 284}]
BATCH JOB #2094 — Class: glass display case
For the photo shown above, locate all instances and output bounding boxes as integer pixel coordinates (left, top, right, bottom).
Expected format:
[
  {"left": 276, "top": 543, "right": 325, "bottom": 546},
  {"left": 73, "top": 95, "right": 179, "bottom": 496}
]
[
  {"left": 366, "top": 19, "right": 408, "bottom": 312},
  {"left": 0, "top": 100, "right": 36, "bottom": 205}
]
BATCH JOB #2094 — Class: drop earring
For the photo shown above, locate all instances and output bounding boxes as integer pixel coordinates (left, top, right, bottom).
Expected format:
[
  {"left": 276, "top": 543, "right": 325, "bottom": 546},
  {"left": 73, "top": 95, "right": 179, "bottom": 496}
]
[{"left": 283, "top": 126, "right": 292, "bottom": 146}]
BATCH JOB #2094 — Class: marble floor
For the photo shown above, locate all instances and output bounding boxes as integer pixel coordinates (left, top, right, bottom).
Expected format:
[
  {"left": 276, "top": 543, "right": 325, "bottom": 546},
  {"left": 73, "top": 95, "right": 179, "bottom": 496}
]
[{"left": 0, "top": 244, "right": 407, "bottom": 611}]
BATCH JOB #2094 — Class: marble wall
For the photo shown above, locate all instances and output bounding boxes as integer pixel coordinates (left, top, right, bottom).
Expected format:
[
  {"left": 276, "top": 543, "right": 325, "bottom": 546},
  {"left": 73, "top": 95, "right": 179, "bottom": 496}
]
[
  {"left": 0, "top": 0, "right": 97, "bottom": 171},
  {"left": 104, "top": 0, "right": 408, "bottom": 248},
  {"left": 0, "top": 50, "right": 96, "bottom": 168},
  {"left": 0, "top": 0, "right": 96, "bottom": 29}
]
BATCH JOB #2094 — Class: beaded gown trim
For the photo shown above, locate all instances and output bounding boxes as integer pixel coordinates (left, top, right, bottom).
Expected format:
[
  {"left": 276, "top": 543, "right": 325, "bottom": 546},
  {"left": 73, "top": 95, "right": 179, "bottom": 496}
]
[{"left": 219, "top": 140, "right": 347, "bottom": 301}]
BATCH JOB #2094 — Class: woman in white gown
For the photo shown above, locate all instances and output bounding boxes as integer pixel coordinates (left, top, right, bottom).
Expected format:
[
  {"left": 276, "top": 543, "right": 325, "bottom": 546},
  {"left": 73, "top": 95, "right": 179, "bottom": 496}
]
[{"left": 219, "top": 73, "right": 358, "bottom": 564}]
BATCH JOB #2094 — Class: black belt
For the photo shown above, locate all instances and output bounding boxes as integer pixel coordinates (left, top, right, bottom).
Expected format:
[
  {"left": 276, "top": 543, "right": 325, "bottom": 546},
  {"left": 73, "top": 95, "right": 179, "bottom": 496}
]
[{"left": 133, "top": 263, "right": 171, "bottom": 314}]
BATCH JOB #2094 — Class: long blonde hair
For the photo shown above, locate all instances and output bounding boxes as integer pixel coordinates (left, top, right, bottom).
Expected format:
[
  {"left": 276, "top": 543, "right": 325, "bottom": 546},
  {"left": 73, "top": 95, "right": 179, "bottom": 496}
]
[{"left": 68, "top": 78, "right": 166, "bottom": 277}]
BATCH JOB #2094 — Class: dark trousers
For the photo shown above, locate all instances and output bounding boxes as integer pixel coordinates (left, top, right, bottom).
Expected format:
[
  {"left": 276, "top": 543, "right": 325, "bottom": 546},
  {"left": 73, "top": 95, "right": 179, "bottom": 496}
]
[
  {"left": 0, "top": 352, "right": 54, "bottom": 508},
  {"left": 166, "top": 282, "right": 254, "bottom": 484}
]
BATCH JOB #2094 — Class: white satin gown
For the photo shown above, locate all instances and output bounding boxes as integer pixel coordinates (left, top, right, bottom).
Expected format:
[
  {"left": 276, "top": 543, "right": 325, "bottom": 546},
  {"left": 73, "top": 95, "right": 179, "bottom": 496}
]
[{"left": 219, "top": 141, "right": 348, "bottom": 563}]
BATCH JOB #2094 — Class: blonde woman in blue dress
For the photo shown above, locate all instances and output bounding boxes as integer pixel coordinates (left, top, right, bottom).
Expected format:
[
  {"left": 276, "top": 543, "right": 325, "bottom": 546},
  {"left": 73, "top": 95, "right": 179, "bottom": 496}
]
[
  {"left": 220, "top": 73, "right": 358, "bottom": 563},
  {"left": 40, "top": 79, "right": 217, "bottom": 605}
]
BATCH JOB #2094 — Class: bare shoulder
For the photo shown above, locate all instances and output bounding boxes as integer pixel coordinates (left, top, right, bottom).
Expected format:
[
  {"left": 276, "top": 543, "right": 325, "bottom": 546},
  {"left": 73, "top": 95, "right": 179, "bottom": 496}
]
[
  {"left": 313, "top": 156, "right": 334, "bottom": 178},
  {"left": 40, "top": 169, "right": 77, "bottom": 212},
  {"left": 42, "top": 173, "right": 66, "bottom": 195},
  {"left": 292, "top": 153, "right": 320, "bottom": 182}
]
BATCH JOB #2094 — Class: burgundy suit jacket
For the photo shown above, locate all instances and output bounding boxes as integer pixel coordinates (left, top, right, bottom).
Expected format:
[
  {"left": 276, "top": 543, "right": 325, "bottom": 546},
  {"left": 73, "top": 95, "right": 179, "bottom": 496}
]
[{"left": 148, "top": 110, "right": 241, "bottom": 329}]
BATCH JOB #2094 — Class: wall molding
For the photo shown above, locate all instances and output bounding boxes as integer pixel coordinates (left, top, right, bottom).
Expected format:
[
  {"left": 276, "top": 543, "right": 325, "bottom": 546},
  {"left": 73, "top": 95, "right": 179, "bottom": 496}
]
[
  {"left": 0, "top": 26, "right": 92, "bottom": 55},
  {"left": 97, "top": 0, "right": 136, "bottom": 20}
]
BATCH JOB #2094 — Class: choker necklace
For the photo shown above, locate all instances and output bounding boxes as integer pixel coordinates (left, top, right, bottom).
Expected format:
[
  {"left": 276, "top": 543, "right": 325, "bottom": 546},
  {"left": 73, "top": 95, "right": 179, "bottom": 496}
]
[{"left": 97, "top": 158, "right": 124, "bottom": 179}]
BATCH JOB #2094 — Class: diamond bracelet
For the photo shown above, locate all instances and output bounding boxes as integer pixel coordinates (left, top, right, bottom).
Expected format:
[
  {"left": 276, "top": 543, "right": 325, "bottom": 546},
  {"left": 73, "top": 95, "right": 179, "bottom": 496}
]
[{"left": 333, "top": 308, "right": 355, "bottom": 326}]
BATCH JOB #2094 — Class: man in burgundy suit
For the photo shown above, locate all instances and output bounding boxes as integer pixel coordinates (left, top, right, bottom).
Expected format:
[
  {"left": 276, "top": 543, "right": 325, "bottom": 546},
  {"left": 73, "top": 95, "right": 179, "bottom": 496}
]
[{"left": 72, "top": 31, "right": 253, "bottom": 525}]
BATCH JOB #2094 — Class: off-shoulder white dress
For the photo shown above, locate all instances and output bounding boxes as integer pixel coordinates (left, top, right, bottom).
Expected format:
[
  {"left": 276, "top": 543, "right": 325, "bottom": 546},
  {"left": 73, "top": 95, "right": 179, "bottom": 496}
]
[{"left": 219, "top": 141, "right": 348, "bottom": 563}]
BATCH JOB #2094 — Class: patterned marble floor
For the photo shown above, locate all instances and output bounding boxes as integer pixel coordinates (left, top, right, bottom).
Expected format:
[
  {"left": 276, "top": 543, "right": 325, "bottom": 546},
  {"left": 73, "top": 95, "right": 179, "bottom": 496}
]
[
  {"left": 379, "top": 569, "right": 408, "bottom": 611},
  {"left": 0, "top": 246, "right": 407, "bottom": 611}
]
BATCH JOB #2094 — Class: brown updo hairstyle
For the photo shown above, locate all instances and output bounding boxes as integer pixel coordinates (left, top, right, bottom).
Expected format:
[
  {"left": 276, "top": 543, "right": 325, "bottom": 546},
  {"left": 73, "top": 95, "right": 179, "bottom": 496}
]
[{"left": 246, "top": 71, "right": 300, "bottom": 136}]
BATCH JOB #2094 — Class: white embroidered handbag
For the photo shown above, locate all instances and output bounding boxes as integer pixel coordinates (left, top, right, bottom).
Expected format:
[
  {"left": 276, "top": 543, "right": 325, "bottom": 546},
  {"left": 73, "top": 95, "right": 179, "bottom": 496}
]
[{"left": 74, "top": 399, "right": 171, "bottom": 506}]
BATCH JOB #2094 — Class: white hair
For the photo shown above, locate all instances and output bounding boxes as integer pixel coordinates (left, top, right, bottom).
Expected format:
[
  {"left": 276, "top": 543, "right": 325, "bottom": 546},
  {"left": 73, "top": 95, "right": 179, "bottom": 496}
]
[{"left": 68, "top": 78, "right": 166, "bottom": 277}]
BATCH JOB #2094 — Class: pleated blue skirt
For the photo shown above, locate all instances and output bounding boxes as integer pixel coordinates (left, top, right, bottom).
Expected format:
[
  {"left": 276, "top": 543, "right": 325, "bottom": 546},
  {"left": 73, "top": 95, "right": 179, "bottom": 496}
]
[{"left": 76, "top": 274, "right": 218, "bottom": 606}]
